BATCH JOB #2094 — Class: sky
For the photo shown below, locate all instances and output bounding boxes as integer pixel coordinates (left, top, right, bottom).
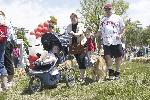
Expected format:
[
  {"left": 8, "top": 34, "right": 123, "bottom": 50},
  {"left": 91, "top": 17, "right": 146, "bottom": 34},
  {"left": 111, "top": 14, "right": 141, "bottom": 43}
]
[{"left": 0, "top": 0, "right": 150, "bottom": 33}]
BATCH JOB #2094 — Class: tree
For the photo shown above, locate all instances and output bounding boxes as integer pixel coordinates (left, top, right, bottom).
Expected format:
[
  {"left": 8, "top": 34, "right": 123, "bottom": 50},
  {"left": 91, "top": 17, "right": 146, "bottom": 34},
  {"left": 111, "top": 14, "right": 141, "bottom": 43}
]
[
  {"left": 16, "top": 28, "right": 29, "bottom": 48},
  {"left": 125, "top": 20, "right": 141, "bottom": 46},
  {"left": 142, "top": 26, "right": 150, "bottom": 46}
]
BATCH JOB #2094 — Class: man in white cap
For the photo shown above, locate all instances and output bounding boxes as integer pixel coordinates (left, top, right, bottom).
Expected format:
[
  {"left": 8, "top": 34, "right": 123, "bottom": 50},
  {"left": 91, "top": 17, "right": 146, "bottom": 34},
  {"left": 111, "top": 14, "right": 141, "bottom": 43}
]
[{"left": 97, "top": 3, "right": 125, "bottom": 80}]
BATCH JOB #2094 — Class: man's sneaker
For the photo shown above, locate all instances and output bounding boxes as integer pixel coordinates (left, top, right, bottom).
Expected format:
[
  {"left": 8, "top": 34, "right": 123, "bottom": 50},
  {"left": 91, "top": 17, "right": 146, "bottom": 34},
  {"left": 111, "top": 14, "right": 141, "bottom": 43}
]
[
  {"left": 108, "top": 69, "right": 115, "bottom": 80},
  {"left": 114, "top": 71, "right": 120, "bottom": 80}
]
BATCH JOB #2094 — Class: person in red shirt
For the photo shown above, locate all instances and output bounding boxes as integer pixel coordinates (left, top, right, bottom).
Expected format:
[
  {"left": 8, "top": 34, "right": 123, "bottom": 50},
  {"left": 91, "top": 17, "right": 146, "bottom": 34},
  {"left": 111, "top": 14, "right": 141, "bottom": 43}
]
[
  {"left": 0, "top": 11, "right": 8, "bottom": 91},
  {"left": 85, "top": 26, "right": 96, "bottom": 57}
]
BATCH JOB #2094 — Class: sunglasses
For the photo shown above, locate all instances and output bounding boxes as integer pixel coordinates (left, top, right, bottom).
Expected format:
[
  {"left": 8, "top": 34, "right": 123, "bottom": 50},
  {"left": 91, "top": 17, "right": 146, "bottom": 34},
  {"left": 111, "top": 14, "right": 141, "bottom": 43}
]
[
  {"left": 104, "top": 8, "right": 111, "bottom": 11},
  {"left": 87, "top": 28, "right": 92, "bottom": 31}
]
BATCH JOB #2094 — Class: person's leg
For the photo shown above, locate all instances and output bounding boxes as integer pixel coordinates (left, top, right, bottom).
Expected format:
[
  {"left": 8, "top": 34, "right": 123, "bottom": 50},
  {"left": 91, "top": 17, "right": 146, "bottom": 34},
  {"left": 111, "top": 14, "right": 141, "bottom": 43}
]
[
  {"left": 79, "top": 69, "right": 86, "bottom": 79},
  {"left": 113, "top": 44, "right": 123, "bottom": 80},
  {"left": 74, "top": 54, "right": 86, "bottom": 81},
  {"left": 103, "top": 45, "right": 114, "bottom": 80},
  {"left": 4, "top": 49, "right": 14, "bottom": 83},
  {"left": 0, "top": 43, "right": 8, "bottom": 90},
  {"left": 105, "top": 55, "right": 113, "bottom": 70},
  {"left": 105, "top": 55, "right": 114, "bottom": 79},
  {"left": 114, "top": 57, "right": 122, "bottom": 79},
  {"left": 115, "top": 57, "right": 122, "bottom": 72},
  {"left": 7, "top": 75, "right": 13, "bottom": 82},
  {"left": 1, "top": 75, "right": 8, "bottom": 91},
  {"left": 0, "top": 68, "right": 8, "bottom": 91}
]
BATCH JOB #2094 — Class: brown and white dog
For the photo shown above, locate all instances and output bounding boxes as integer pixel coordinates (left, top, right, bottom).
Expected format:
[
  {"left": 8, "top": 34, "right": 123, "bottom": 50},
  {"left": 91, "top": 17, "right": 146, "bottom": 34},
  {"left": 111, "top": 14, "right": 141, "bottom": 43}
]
[{"left": 90, "top": 55, "right": 107, "bottom": 82}]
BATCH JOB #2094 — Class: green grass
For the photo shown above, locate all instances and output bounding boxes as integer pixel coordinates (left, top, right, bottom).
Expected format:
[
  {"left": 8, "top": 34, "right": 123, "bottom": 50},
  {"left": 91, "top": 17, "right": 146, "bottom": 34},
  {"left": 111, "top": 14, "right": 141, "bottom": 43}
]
[{"left": 1, "top": 62, "right": 150, "bottom": 100}]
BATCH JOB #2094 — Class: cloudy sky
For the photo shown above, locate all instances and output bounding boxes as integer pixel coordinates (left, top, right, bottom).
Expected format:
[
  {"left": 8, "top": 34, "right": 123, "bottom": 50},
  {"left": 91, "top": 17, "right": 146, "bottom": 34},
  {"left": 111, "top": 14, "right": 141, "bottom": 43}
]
[{"left": 0, "top": 0, "right": 150, "bottom": 33}]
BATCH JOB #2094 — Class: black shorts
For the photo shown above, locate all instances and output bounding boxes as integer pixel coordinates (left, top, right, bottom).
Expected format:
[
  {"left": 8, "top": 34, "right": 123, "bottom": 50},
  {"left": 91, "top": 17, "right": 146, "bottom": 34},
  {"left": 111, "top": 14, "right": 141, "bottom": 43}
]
[
  {"left": 74, "top": 54, "right": 86, "bottom": 69},
  {"left": 103, "top": 44, "right": 123, "bottom": 58}
]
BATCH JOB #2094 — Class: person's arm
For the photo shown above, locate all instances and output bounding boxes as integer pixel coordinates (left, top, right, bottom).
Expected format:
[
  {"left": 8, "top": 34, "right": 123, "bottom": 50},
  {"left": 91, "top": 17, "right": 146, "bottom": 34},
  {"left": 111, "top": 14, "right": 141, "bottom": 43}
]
[
  {"left": 71, "top": 23, "right": 85, "bottom": 36},
  {"left": 119, "top": 28, "right": 125, "bottom": 38},
  {"left": 118, "top": 16, "right": 126, "bottom": 39}
]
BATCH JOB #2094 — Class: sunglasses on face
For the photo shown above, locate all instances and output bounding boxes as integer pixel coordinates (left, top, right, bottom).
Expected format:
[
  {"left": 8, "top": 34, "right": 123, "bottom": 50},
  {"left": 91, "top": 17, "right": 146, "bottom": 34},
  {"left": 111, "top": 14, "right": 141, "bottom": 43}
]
[
  {"left": 87, "top": 28, "right": 92, "bottom": 31},
  {"left": 104, "top": 8, "right": 111, "bottom": 11}
]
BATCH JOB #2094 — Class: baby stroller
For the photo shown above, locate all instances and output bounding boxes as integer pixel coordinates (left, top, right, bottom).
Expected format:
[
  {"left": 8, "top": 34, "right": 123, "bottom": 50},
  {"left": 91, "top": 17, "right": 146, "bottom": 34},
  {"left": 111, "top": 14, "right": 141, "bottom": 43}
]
[{"left": 26, "top": 33, "right": 76, "bottom": 93}]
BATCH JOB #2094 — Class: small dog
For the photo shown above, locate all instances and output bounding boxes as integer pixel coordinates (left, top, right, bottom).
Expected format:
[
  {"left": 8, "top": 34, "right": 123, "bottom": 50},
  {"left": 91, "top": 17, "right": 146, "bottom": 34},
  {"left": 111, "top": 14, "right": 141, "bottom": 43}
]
[{"left": 91, "top": 56, "right": 107, "bottom": 82}]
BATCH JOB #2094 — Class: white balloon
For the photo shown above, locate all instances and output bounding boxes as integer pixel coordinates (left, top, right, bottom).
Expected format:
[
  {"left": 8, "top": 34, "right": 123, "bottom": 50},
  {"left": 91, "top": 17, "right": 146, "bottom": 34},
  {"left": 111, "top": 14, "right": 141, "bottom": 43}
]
[{"left": 28, "top": 35, "right": 44, "bottom": 55}]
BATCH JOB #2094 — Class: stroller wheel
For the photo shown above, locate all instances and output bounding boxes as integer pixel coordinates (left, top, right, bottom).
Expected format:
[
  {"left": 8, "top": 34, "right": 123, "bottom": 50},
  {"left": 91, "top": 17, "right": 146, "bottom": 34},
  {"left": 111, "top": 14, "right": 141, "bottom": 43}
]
[
  {"left": 28, "top": 76, "right": 42, "bottom": 93},
  {"left": 65, "top": 68, "right": 76, "bottom": 87}
]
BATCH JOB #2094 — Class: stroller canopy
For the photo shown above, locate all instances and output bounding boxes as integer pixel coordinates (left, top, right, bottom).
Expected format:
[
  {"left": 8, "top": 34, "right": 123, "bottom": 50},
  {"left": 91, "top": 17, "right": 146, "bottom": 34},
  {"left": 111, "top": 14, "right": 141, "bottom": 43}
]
[{"left": 41, "top": 32, "right": 63, "bottom": 51}]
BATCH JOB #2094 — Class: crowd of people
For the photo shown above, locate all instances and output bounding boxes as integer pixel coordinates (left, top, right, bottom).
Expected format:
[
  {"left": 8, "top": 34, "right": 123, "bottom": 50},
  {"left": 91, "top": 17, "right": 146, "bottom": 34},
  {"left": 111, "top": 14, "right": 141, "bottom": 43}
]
[{"left": 0, "top": 3, "right": 128, "bottom": 92}]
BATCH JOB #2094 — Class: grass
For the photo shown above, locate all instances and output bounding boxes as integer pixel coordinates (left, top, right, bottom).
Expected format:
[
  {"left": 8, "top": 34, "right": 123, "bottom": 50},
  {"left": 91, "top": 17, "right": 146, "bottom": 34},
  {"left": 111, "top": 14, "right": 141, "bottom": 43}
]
[{"left": 1, "top": 61, "right": 150, "bottom": 100}]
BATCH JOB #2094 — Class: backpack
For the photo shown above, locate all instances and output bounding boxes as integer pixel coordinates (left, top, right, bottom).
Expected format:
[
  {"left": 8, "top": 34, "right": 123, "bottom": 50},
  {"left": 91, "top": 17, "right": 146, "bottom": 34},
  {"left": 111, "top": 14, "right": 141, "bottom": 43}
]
[{"left": 0, "top": 25, "right": 8, "bottom": 43}]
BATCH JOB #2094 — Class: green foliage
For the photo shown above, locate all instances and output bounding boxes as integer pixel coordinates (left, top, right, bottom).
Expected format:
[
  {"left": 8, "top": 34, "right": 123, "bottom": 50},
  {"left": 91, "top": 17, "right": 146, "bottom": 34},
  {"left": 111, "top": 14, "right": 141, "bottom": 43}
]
[
  {"left": 125, "top": 20, "right": 142, "bottom": 46},
  {"left": 142, "top": 26, "right": 150, "bottom": 45},
  {"left": 112, "top": 0, "right": 129, "bottom": 15},
  {"left": 125, "top": 20, "right": 150, "bottom": 46},
  {"left": 16, "top": 29, "right": 29, "bottom": 48}
]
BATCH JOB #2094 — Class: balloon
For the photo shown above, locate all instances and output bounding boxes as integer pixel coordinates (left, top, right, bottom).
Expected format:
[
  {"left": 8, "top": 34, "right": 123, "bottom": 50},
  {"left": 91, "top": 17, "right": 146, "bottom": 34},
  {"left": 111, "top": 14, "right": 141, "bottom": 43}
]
[
  {"left": 35, "top": 31, "right": 42, "bottom": 39},
  {"left": 37, "top": 27, "right": 42, "bottom": 33},
  {"left": 34, "top": 28, "right": 38, "bottom": 33},
  {"left": 43, "top": 21, "right": 49, "bottom": 27},
  {"left": 42, "top": 27, "right": 48, "bottom": 33},
  {"left": 30, "top": 31, "right": 35, "bottom": 35}
]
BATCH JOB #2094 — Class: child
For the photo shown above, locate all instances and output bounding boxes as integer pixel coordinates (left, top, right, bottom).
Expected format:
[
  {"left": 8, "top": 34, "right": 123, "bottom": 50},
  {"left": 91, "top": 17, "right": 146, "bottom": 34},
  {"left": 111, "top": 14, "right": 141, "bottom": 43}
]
[
  {"left": 38, "top": 45, "right": 59, "bottom": 63},
  {"left": 32, "top": 45, "right": 60, "bottom": 70},
  {"left": 85, "top": 26, "right": 96, "bottom": 57}
]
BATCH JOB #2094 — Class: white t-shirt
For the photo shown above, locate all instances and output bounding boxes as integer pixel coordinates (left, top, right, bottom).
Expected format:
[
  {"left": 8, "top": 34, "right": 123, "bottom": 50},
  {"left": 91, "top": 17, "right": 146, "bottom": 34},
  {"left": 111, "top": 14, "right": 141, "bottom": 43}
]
[{"left": 99, "top": 14, "right": 125, "bottom": 46}]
